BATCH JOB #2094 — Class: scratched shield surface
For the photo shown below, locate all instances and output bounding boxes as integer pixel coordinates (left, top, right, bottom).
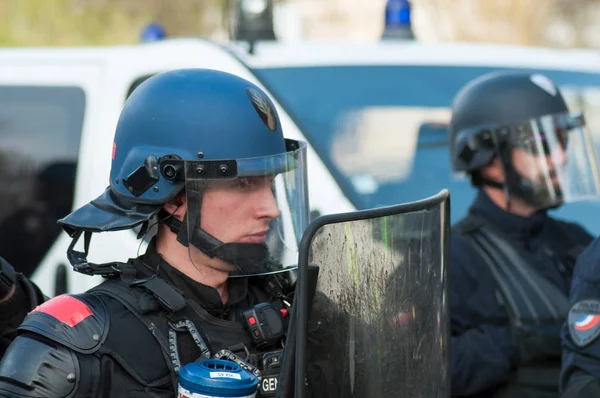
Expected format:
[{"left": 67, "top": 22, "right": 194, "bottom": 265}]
[{"left": 305, "top": 197, "right": 450, "bottom": 397}]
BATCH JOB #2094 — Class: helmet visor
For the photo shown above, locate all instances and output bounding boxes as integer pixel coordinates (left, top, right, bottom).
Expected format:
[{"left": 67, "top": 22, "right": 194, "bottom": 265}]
[
  {"left": 505, "top": 112, "right": 600, "bottom": 209},
  {"left": 180, "top": 139, "right": 308, "bottom": 278}
]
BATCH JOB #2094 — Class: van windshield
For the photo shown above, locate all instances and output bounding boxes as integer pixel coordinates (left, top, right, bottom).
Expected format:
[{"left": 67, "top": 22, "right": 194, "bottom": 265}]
[{"left": 253, "top": 65, "right": 600, "bottom": 234}]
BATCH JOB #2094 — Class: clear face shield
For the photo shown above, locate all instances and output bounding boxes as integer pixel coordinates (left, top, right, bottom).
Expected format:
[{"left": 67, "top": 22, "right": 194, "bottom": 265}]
[
  {"left": 499, "top": 112, "right": 600, "bottom": 210},
  {"left": 178, "top": 140, "right": 308, "bottom": 278}
]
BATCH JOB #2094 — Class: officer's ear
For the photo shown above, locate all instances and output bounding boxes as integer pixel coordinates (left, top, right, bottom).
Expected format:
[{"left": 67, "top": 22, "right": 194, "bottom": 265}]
[
  {"left": 480, "top": 156, "right": 504, "bottom": 183},
  {"left": 162, "top": 191, "right": 186, "bottom": 220}
]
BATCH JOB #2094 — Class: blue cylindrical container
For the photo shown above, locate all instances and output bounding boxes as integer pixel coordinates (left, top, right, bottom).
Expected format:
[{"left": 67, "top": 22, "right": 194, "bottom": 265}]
[{"left": 178, "top": 359, "right": 259, "bottom": 398}]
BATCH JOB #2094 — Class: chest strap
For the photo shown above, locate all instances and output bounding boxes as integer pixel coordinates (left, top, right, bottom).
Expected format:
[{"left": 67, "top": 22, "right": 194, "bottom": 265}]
[
  {"left": 463, "top": 219, "right": 569, "bottom": 324},
  {"left": 90, "top": 276, "right": 189, "bottom": 392}
]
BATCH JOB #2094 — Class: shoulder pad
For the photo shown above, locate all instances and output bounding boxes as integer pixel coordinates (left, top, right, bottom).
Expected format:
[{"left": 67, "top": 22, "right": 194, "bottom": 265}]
[
  {"left": 18, "top": 293, "right": 109, "bottom": 354},
  {"left": 0, "top": 335, "right": 79, "bottom": 397}
]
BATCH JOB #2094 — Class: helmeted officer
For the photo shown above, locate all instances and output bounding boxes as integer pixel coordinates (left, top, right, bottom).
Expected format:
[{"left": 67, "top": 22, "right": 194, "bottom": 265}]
[
  {"left": 448, "top": 71, "right": 600, "bottom": 397},
  {"left": 560, "top": 240, "right": 600, "bottom": 397},
  {"left": 0, "top": 68, "right": 309, "bottom": 397}
]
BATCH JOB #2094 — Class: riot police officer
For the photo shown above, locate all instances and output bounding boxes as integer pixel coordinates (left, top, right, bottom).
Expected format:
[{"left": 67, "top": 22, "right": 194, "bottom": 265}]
[
  {"left": 448, "top": 71, "right": 600, "bottom": 397},
  {"left": 0, "top": 69, "right": 309, "bottom": 397},
  {"left": 560, "top": 240, "right": 600, "bottom": 397}
]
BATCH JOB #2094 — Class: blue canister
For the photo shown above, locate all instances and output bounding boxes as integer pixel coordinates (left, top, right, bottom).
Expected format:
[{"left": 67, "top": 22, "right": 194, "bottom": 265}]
[{"left": 178, "top": 359, "right": 259, "bottom": 398}]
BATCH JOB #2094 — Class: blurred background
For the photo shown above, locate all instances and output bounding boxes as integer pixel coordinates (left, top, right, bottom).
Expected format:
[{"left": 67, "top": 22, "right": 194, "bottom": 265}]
[{"left": 0, "top": 0, "right": 598, "bottom": 48}]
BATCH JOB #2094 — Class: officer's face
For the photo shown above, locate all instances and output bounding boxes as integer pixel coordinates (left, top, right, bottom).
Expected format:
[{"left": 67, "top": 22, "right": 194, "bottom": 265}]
[
  {"left": 200, "top": 176, "right": 281, "bottom": 244},
  {"left": 512, "top": 146, "right": 568, "bottom": 188}
]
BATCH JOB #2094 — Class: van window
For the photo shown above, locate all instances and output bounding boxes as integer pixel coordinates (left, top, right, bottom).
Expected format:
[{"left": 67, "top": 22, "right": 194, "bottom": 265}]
[{"left": 0, "top": 86, "right": 85, "bottom": 277}]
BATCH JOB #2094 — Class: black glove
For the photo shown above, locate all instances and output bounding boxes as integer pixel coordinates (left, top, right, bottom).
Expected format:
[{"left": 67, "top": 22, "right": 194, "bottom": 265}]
[{"left": 0, "top": 256, "right": 17, "bottom": 301}]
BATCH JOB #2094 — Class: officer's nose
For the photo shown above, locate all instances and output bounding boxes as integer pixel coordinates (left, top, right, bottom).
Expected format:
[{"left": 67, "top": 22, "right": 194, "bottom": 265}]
[
  {"left": 550, "top": 144, "right": 568, "bottom": 167},
  {"left": 254, "top": 181, "right": 281, "bottom": 220}
]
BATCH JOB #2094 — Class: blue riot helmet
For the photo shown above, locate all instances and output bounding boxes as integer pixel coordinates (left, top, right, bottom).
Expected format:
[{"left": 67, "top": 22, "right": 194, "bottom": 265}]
[
  {"left": 59, "top": 69, "right": 309, "bottom": 277},
  {"left": 449, "top": 71, "right": 600, "bottom": 210}
]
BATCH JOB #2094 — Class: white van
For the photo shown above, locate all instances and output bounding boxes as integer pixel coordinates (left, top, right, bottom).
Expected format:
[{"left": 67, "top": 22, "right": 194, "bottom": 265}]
[{"left": 2, "top": 38, "right": 600, "bottom": 295}]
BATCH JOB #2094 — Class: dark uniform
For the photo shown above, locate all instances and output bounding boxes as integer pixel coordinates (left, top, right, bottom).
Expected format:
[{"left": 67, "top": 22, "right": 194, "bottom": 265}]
[
  {"left": 448, "top": 72, "right": 600, "bottom": 397},
  {"left": 560, "top": 238, "right": 600, "bottom": 398},
  {"left": 451, "top": 191, "right": 592, "bottom": 397},
  {"left": 0, "top": 69, "right": 310, "bottom": 397},
  {"left": 0, "top": 242, "right": 287, "bottom": 397}
]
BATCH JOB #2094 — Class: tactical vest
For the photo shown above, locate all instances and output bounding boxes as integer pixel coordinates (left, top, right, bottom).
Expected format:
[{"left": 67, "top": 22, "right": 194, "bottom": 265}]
[
  {"left": 458, "top": 216, "right": 586, "bottom": 398},
  {"left": 89, "top": 266, "right": 290, "bottom": 397}
]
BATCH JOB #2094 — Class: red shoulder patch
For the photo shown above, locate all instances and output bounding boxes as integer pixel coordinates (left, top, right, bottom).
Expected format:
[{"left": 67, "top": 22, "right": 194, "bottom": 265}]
[{"left": 31, "top": 295, "right": 93, "bottom": 327}]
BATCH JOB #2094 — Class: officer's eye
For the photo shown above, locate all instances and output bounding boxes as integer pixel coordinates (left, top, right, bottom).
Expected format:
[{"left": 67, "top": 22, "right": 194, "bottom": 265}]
[
  {"left": 235, "top": 177, "right": 275, "bottom": 192},
  {"left": 237, "top": 178, "right": 252, "bottom": 190}
]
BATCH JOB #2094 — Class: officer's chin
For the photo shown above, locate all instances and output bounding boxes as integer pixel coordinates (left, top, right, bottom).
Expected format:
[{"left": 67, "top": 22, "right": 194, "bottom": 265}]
[
  {"left": 538, "top": 192, "right": 563, "bottom": 211},
  {"left": 548, "top": 184, "right": 564, "bottom": 210},
  {"left": 193, "top": 254, "right": 239, "bottom": 277},
  {"left": 211, "top": 258, "right": 240, "bottom": 274},
  {"left": 547, "top": 197, "right": 564, "bottom": 210}
]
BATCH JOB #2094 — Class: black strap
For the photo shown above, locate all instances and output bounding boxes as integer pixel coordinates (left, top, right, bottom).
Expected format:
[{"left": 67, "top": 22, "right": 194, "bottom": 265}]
[
  {"left": 463, "top": 218, "right": 569, "bottom": 323},
  {"left": 66, "top": 230, "right": 136, "bottom": 278},
  {"left": 462, "top": 219, "right": 573, "bottom": 391},
  {"left": 130, "top": 276, "right": 187, "bottom": 313},
  {"left": 91, "top": 280, "right": 179, "bottom": 392},
  {"left": 477, "top": 176, "right": 505, "bottom": 191}
]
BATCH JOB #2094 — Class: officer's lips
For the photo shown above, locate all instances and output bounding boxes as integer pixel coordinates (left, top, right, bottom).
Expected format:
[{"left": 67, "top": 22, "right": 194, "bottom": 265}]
[{"left": 241, "top": 230, "right": 269, "bottom": 244}]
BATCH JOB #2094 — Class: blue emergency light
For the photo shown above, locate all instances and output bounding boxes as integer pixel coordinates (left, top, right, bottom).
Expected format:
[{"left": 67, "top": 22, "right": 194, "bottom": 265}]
[
  {"left": 140, "top": 22, "right": 166, "bottom": 42},
  {"left": 385, "top": 0, "right": 411, "bottom": 27},
  {"left": 382, "top": 0, "right": 415, "bottom": 40}
]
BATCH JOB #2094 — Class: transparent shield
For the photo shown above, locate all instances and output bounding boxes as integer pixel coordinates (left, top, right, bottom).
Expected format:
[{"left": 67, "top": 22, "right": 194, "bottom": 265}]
[
  {"left": 506, "top": 112, "right": 600, "bottom": 209},
  {"left": 303, "top": 192, "right": 450, "bottom": 397},
  {"left": 183, "top": 141, "right": 308, "bottom": 277}
]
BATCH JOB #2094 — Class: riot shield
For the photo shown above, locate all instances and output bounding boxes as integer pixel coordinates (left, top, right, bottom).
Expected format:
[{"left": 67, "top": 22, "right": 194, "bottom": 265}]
[{"left": 286, "top": 189, "right": 450, "bottom": 398}]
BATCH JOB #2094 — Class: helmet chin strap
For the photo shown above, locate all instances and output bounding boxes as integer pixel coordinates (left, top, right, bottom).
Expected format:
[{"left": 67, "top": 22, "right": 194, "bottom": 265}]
[
  {"left": 160, "top": 209, "right": 273, "bottom": 276},
  {"left": 476, "top": 176, "right": 514, "bottom": 211},
  {"left": 500, "top": 147, "right": 563, "bottom": 211},
  {"left": 477, "top": 162, "right": 562, "bottom": 212}
]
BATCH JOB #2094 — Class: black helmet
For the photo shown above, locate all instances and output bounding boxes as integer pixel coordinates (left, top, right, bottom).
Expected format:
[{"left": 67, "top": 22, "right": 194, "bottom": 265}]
[
  {"left": 450, "top": 71, "right": 570, "bottom": 172},
  {"left": 449, "top": 71, "right": 600, "bottom": 209}
]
